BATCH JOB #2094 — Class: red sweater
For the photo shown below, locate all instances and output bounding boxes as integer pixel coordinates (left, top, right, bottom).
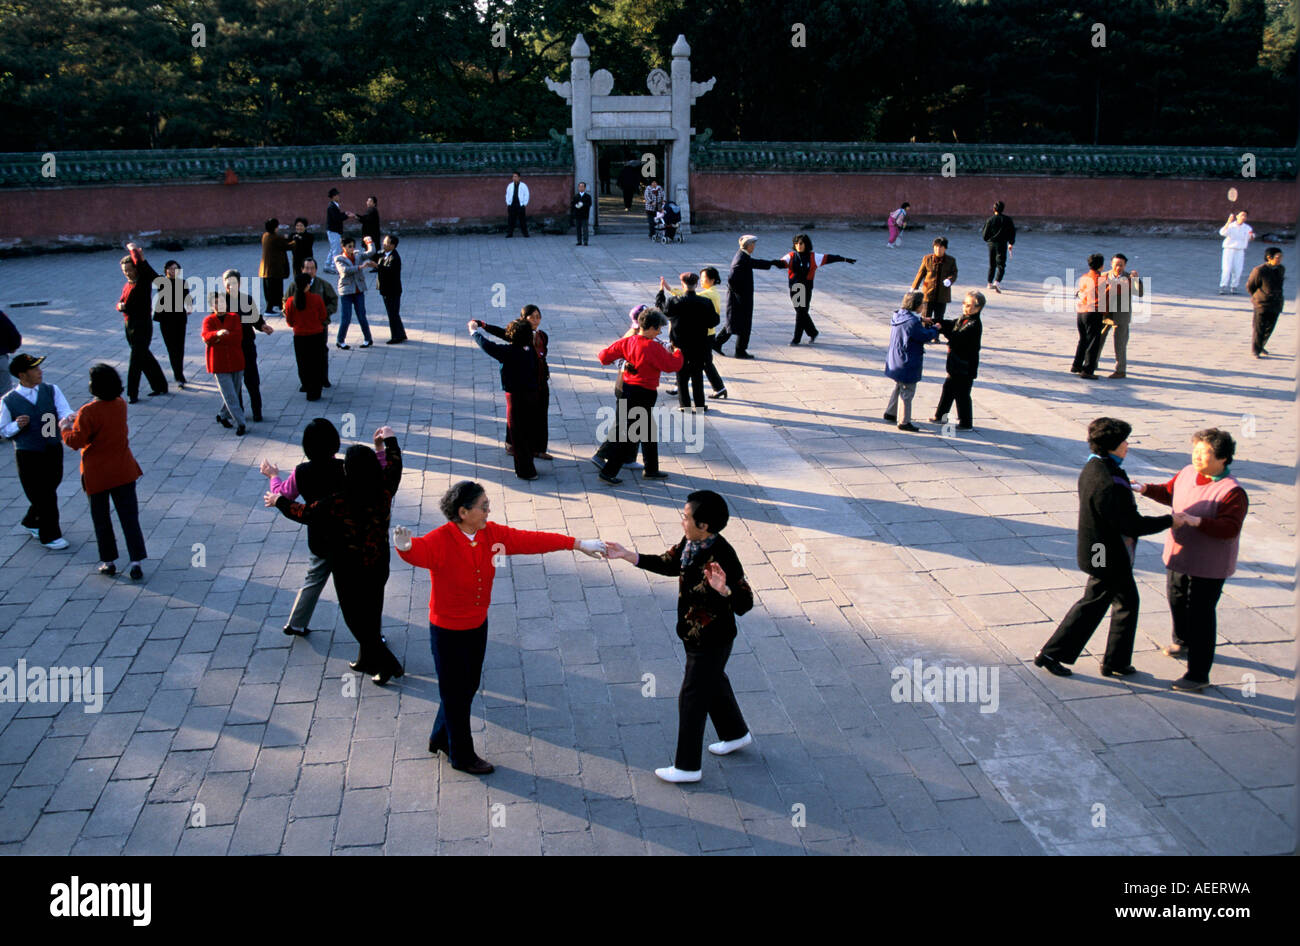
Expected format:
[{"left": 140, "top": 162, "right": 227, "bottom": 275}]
[
  {"left": 60, "top": 397, "right": 143, "bottom": 495},
  {"left": 598, "top": 334, "right": 684, "bottom": 391},
  {"left": 397, "top": 521, "right": 576, "bottom": 630},
  {"left": 284, "top": 292, "right": 328, "bottom": 336},
  {"left": 201, "top": 311, "right": 245, "bottom": 373}
]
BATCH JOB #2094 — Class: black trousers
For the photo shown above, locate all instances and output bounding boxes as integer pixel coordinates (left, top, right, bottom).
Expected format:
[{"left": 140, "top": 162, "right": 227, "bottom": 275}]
[
  {"left": 934, "top": 374, "right": 975, "bottom": 427},
  {"left": 507, "top": 204, "right": 528, "bottom": 236},
  {"left": 675, "top": 638, "right": 748, "bottom": 771},
  {"left": 1167, "top": 570, "right": 1225, "bottom": 683},
  {"left": 429, "top": 620, "right": 489, "bottom": 767},
  {"left": 923, "top": 299, "right": 948, "bottom": 323},
  {"left": 621, "top": 187, "right": 634, "bottom": 211},
  {"left": 677, "top": 354, "right": 707, "bottom": 409},
  {"left": 125, "top": 320, "right": 167, "bottom": 399},
  {"left": 505, "top": 380, "right": 549, "bottom": 454},
  {"left": 646, "top": 210, "right": 658, "bottom": 237},
  {"left": 293, "top": 333, "right": 325, "bottom": 399},
  {"left": 381, "top": 292, "right": 407, "bottom": 341},
  {"left": 334, "top": 565, "right": 398, "bottom": 672},
  {"left": 702, "top": 343, "right": 725, "bottom": 392},
  {"left": 263, "top": 276, "right": 284, "bottom": 312},
  {"left": 1072, "top": 311, "right": 1104, "bottom": 373},
  {"left": 16, "top": 445, "right": 63, "bottom": 542},
  {"left": 1040, "top": 570, "right": 1141, "bottom": 669},
  {"left": 157, "top": 317, "right": 187, "bottom": 383},
  {"left": 599, "top": 382, "right": 659, "bottom": 476},
  {"left": 88, "top": 480, "right": 146, "bottom": 563},
  {"left": 574, "top": 217, "right": 589, "bottom": 244},
  {"left": 987, "top": 242, "right": 1009, "bottom": 283},
  {"left": 1252, "top": 307, "right": 1280, "bottom": 355},
  {"left": 503, "top": 391, "right": 538, "bottom": 478},
  {"left": 241, "top": 339, "right": 261, "bottom": 419},
  {"left": 790, "top": 282, "right": 818, "bottom": 342}
]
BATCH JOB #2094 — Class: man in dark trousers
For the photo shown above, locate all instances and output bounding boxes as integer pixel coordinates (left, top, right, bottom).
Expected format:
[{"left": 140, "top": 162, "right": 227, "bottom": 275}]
[
  {"left": 505, "top": 172, "right": 530, "bottom": 238},
  {"left": 117, "top": 242, "right": 169, "bottom": 403},
  {"left": 657, "top": 272, "right": 719, "bottom": 411},
  {"left": 357, "top": 196, "right": 381, "bottom": 247},
  {"left": 572, "top": 181, "right": 593, "bottom": 246},
  {"left": 1, "top": 353, "right": 74, "bottom": 549},
  {"left": 1072, "top": 253, "right": 1106, "bottom": 379},
  {"left": 715, "top": 235, "right": 782, "bottom": 359},
  {"left": 617, "top": 159, "right": 640, "bottom": 211},
  {"left": 1034, "top": 417, "right": 1173, "bottom": 678},
  {"left": 1246, "top": 247, "right": 1285, "bottom": 358},
  {"left": 325, "top": 187, "right": 353, "bottom": 271},
  {"left": 375, "top": 234, "right": 407, "bottom": 344},
  {"left": 981, "top": 200, "right": 1016, "bottom": 292}
]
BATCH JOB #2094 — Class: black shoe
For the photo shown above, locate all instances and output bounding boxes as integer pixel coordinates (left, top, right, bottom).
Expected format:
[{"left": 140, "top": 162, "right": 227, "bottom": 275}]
[
  {"left": 386, "top": 337, "right": 407, "bottom": 344},
  {"left": 451, "top": 756, "right": 495, "bottom": 775},
  {"left": 897, "top": 422, "right": 920, "bottom": 432},
  {"left": 808, "top": 331, "right": 819, "bottom": 343},
  {"left": 306, "top": 394, "right": 321, "bottom": 401},
  {"left": 299, "top": 386, "right": 306, "bottom": 392},
  {"left": 711, "top": 389, "right": 727, "bottom": 399},
  {"left": 1099, "top": 664, "right": 1137, "bottom": 677},
  {"left": 519, "top": 473, "right": 539, "bottom": 481},
  {"left": 428, "top": 737, "right": 450, "bottom": 755},
  {"left": 1079, "top": 371, "right": 1098, "bottom": 379},
  {"left": 599, "top": 472, "right": 622, "bottom": 485},
  {"left": 589, "top": 455, "right": 604, "bottom": 471},
  {"left": 128, "top": 396, "right": 139, "bottom": 404},
  {"left": 97, "top": 563, "right": 116, "bottom": 577},
  {"left": 883, "top": 413, "right": 897, "bottom": 422},
  {"left": 929, "top": 417, "right": 943, "bottom": 424},
  {"left": 252, "top": 414, "right": 263, "bottom": 423},
  {"left": 282, "top": 625, "right": 311, "bottom": 637},
  {"left": 216, "top": 414, "right": 233, "bottom": 428},
  {"left": 665, "top": 387, "right": 678, "bottom": 396},
  {"left": 1034, "top": 651, "right": 1072, "bottom": 676},
  {"left": 643, "top": 470, "right": 669, "bottom": 479},
  {"left": 789, "top": 339, "right": 801, "bottom": 346},
  {"left": 734, "top": 352, "right": 754, "bottom": 359},
  {"left": 323, "top": 381, "right": 332, "bottom": 388},
  {"left": 128, "top": 563, "right": 143, "bottom": 581},
  {"left": 371, "top": 658, "right": 403, "bottom": 686},
  {"left": 235, "top": 426, "right": 247, "bottom": 436},
  {"left": 1171, "top": 675, "right": 1211, "bottom": 692},
  {"left": 336, "top": 342, "right": 350, "bottom": 350},
  {"left": 148, "top": 389, "right": 166, "bottom": 397},
  {"left": 956, "top": 423, "right": 974, "bottom": 431},
  {"left": 360, "top": 340, "right": 373, "bottom": 348}
]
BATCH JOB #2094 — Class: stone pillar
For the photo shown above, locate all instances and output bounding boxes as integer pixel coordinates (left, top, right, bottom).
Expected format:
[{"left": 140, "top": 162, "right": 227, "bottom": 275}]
[
  {"left": 670, "top": 34, "right": 692, "bottom": 235},
  {"left": 571, "top": 34, "right": 594, "bottom": 228}
]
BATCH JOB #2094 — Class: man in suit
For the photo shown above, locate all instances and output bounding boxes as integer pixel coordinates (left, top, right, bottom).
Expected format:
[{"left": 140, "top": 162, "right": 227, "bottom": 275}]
[
  {"left": 715, "top": 235, "right": 782, "bottom": 359},
  {"left": 1, "top": 353, "right": 75, "bottom": 549},
  {"left": 656, "top": 272, "right": 719, "bottom": 411},
  {"left": 376, "top": 234, "right": 407, "bottom": 344},
  {"left": 506, "top": 172, "right": 530, "bottom": 238},
  {"left": 573, "top": 181, "right": 593, "bottom": 246},
  {"left": 357, "top": 196, "right": 381, "bottom": 247},
  {"left": 1034, "top": 417, "right": 1174, "bottom": 678}
]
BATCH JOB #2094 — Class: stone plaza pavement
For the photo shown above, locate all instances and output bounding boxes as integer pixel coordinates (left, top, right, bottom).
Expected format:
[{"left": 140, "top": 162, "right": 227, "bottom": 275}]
[{"left": 0, "top": 218, "right": 1294, "bottom": 855}]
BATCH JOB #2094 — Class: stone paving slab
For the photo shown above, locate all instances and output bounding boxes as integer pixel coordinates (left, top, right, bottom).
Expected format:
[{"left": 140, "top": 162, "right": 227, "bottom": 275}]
[{"left": 0, "top": 224, "right": 1294, "bottom": 854}]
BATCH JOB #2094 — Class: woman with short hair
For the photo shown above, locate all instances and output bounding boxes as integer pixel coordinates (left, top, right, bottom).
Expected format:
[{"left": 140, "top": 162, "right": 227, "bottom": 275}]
[
  {"left": 930, "top": 290, "right": 987, "bottom": 431},
  {"left": 394, "top": 481, "right": 605, "bottom": 774},
  {"left": 778, "top": 233, "right": 856, "bottom": 345},
  {"left": 468, "top": 315, "right": 542, "bottom": 481},
  {"left": 200, "top": 293, "right": 247, "bottom": 436},
  {"left": 283, "top": 273, "right": 329, "bottom": 401}
]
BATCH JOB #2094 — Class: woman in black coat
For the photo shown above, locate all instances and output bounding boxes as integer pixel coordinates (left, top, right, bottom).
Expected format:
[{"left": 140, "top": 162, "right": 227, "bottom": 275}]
[
  {"left": 469, "top": 317, "right": 541, "bottom": 481},
  {"left": 479, "top": 305, "right": 551, "bottom": 460},
  {"left": 930, "top": 290, "right": 986, "bottom": 431}
]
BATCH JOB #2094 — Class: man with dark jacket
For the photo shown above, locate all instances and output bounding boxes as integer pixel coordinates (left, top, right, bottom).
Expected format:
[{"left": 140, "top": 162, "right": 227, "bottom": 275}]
[
  {"left": 617, "top": 159, "right": 640, "bottom": 211},
  {"left": 981, "top": 201, "right": 1016, "bottom": 292},
  {"left": 715, "top": 235, "right": 782, "bottom": 359},
  {"left": 657, "top": 272, "right": 719, "bottom": 411},
  {"left": 930, "top": 290, "right": 985, "bottom": 430},
  {"left": 1246, "top": 247, "right": 1285, "bottom": 358},
  {"left": 325, "top": 187, "right": 353, "bottom": 272},
  {"left": 375, "top": 234, "right": 407, "bottom": 344},
  {"left": 1035, "top": 417, "right": 1174, "bottom": 678},
  {"left": 911, "top": 237, "right": 959, "bottom": 323},
  {"left": 357, "top": 196, "right": 381, "bottom": 247},
  {"left": 572, "top": 182, "right": 593, "bottom": 246},
  {"left": 117, "top": 243, "right": 169, "bottom": 402}
]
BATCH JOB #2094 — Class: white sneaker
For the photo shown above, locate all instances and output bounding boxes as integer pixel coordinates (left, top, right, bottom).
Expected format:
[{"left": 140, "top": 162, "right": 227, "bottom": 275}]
[
  {"left": 41, "top": 537, "right": 69, "bottom": 550},
  {"left": 708, "top": 732, "right": 753, "bottom": 756},
  {"left": 654, "top": 766, "right": 702, "bottom": 783}
]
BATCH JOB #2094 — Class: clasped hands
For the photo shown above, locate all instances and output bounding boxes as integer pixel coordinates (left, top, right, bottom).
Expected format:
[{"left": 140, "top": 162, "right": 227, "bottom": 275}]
[{"left": 1132, "top": 482, "right": 1200, "bottom": 529}]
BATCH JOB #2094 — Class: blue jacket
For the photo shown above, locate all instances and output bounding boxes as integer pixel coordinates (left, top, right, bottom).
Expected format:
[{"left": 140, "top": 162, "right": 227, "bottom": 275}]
[{"left": 885, "top": 308, "right": 938, "bottom": 383}]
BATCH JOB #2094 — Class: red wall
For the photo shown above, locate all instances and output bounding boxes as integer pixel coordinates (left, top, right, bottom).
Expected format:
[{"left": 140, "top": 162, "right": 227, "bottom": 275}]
[{"left": 691, "top": 173, "right": 1298, "bottom": 230}]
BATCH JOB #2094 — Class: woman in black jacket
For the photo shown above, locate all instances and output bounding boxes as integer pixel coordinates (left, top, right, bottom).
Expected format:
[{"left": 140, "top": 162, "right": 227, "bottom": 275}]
[
  {"left": 468, "top": 317, "right": 541, "bottom": 480},
  {"left": 777, "top": 233, "right": 856, "bottom": 346},
  {"left": 478, "top": 305, "right": 551, "bottom": 460},
  {"left": 930, "top": 290, "right": 986, "bottom": 431},
  {"left": 606, "top": 490, "right": 755, "bottom": 784}
]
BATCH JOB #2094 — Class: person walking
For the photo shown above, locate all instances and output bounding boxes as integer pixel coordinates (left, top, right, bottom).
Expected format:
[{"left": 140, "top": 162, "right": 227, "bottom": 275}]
[
  {"left": 357, "top": 196, "right": 381, "bottom": 247},
  {"left": 715, "top": 235, "right": 782, "bottom": 359},
  {"left": 1072, "top": 253, "right": 1106, "bottom": 379},
  {"left": 617, "top": 158, "right": 640, "bottom": 212},
  {"left": 259, "top": 418, "right": 344, "bottom": 637},
  {"left": 393, "top": 481, "right": 605, "bottom": 774},
  {"left": 884, "top": 291, "right": 939, "bottom": 432},
  {"left": 375, "top": 234, "right": 407, "bottom": 344},
  {"left": 298, "top": 258, "right": 336, "bottom": 389},
  {"left": 1101, "top": 253, "right": 1141, "bottom": 378},
  {"left": 325, "top": 188, "right": 353, "bottom": 271},
  {"left": 666, "top": 267, "right": 727, "bottom": 399},
  {"left": 572, "top": 181, "right": 593, "bottom": 246},
  {"left": 1, "top": 353, "right": 74, "bottom": 549},
  {"left": 58, "top": 364, "right": 147, "bottom": 579},
  {"left": 643, "top": 178, "right": 665, "bottom": 238},
  {"left": 152, "top": 259, "right": 192, "bottom": 388},
  {"left": 605, "top": 490, "right": 755, "bottom": 784},
  {"left": 1132, "top": 429, "right": 1248, "bottom": 692},
  {"left": 219, "top": 270, "right": 273, "bottom": 422},
  {"left": 268, "top": 427, "right": 406, "bottom": 686},
  {"left": 116, "top": 243, "right": 169, "bottom": 403},
  {"left": 1033, "top": 417, "right": 1173, "bottom": 679},
  {"left": 505, "top": 172, "right": 530, "bottom": 238},
  {"left": 886, "top": 201, "right": 910, "bottom": 248},
  {"left": 479, "top": 305, "right": 552, "bottom": 461},
  {"left": 1246, "top": 247, "right": 1285, "bottom": 358},
  {"left": 981, "top": 201, "right": 1016, "bottom": 292},
  {"left": 593, "top": 307, "right": 682, "bottom": 484},
  {"left": 929, "top": 290, "right": 986, "bottom": 431},
  {"left": 468, "top": 317, "right": 541, "bottom": 481},
  {"left": 334, "top": 237, "right": 376, "bottom": 349},
  {"left": 283, "top": 273, "right": 329, "bottom": 401},
  {"left": 910, "top": 237, "right": 958, "bottom": 325},
  {"left": 779, "top": 233, "right": 857, "bottom": 345},
  {"left": 1218, "top": 210, "right": 1254, "bottom": 294},
  {"left": 200, "top": 294, "right": 247, "bottom": 436},
  {"left": 657, "top": 272, "right": 719, "bottom": 412},
  {"left": 259, "top": 218, "right": 291, "bottom": 314}
]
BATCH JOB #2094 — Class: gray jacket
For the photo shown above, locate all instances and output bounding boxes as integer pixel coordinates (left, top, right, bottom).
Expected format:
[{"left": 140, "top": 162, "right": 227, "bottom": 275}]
[{"left": 335, "top": 248, "right": 376, "bottom": 295}]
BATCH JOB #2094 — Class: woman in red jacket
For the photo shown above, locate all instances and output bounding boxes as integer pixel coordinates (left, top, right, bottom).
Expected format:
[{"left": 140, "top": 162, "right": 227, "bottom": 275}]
[
  {"left": 200, "top": 294, "right": 247, "bottom": 435},
  {"left": 58, "top": 364, "right": 147, "bottom": 579},
  {"left": 283, "top": 273, "right": 329, "bottom": 401},
  {"left": 394, "top": 480, "right": 606, "bottom": 775}
]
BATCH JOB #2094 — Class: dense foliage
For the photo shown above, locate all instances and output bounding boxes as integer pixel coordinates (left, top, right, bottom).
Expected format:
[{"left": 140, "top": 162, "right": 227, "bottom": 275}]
[{"left": 0, "top": 0, "right": 1293, "bottom": 151}]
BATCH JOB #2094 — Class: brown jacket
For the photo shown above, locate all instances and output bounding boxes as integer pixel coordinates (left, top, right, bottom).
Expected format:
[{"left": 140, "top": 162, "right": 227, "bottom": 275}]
[
  {"left": 912, "top": 254, "right": 959, "bottom": 303},
  {"left": 259, "top": 232, "right": 291, "bottom": 279}
]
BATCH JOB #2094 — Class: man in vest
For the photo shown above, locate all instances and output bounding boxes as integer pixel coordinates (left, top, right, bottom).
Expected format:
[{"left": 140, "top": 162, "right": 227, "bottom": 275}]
[
  {"left": 0, "top": 353, "right": 75, "bottom": 549},
  {"left": 506, "top": 172, "right": 530, "bottom": 238},
  {"left": 1071, "top": 253, "right": 1106, "bottom": 379},
  {"left": 1133, "top": 429, "right": 1248, "bottom": 691}
]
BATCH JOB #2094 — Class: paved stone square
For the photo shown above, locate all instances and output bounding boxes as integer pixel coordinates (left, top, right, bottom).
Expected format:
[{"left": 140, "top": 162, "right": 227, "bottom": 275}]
[{"left": 0, "top": 216, "right": 1294, "bottom": 855}]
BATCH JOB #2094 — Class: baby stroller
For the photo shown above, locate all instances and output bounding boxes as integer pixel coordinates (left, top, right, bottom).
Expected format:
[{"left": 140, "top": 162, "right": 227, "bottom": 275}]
[{"left": 654, "top": 202, "right": 684, "bottom": 244}]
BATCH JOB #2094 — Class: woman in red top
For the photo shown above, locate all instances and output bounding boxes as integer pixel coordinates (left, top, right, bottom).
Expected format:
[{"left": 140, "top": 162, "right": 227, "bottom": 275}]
[
  {"left": 283, "top": 273, "right": 329, "bottom": 401},
  {"left": 394, "top": 480, "right": 605, "bottom": 775},
  {"left": 58, "top": 364, "right": 147, "bottom": 579},
  {"left": 592, "top": 307, "right": 683, "bottom": 484},
  {"left": 200, "top": 294, "right": 247, "bottom": 435}
]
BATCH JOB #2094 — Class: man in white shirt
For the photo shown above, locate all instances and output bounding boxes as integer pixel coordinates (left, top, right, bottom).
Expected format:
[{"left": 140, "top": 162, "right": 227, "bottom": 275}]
[
  {"left": 1, "top": 353, "right": 75, "bottom": 549},
  {"left": 1218, "top": 210, "right": 1255, "bottom": 294},
  {"left": 506, "top": 172, "right": 530, "bottom": 238}
]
